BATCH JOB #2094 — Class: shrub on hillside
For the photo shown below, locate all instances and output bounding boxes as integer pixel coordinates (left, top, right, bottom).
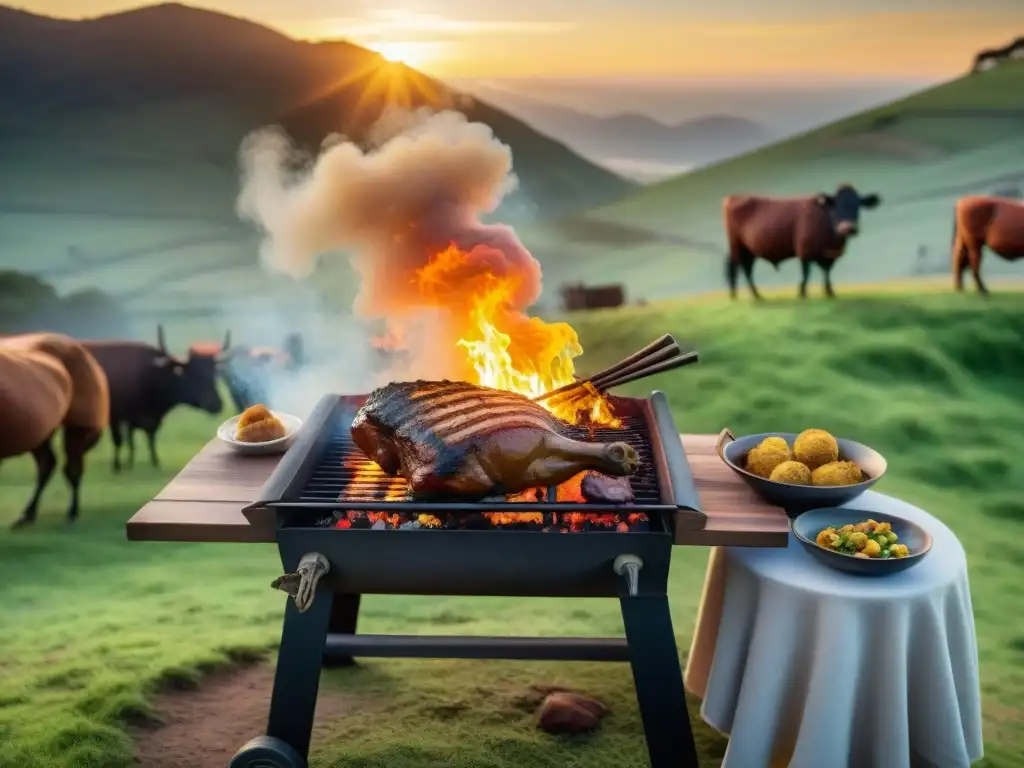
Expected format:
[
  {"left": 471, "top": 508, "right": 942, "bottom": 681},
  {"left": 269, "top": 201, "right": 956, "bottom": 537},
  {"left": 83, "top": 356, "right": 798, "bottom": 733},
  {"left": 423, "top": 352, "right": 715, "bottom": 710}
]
[{"left": 0, "top": 270, "right": 129, "bottom": 339}]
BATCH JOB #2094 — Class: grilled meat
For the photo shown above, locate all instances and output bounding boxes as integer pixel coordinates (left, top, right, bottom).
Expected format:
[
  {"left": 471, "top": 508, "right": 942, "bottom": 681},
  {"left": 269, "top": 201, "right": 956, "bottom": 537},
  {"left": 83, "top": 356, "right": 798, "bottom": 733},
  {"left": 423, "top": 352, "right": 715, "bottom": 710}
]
[
  {"left": 351, "top": 380, "right": 638, "bottom": 500},
  {"left": 581, "top": 473, "right": 635, "bottom": 504}
]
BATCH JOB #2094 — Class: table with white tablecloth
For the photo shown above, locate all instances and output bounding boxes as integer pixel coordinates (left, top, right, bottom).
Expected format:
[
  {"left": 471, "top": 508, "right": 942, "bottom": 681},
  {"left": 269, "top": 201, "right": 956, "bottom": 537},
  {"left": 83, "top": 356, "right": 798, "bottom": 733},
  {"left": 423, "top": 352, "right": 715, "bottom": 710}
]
[{"left": 684, "top": 491, "right": 984, "bottom": 768}]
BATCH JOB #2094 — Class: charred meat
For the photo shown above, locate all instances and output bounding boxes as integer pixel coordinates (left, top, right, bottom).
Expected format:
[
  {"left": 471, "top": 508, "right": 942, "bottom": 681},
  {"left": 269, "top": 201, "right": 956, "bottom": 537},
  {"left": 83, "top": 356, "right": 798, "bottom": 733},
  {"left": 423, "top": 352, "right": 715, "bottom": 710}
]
[
  {"left": 580, "top": 473, "right": 636, "bottom": 505},
  {"left": 351, "top": 380, "right": 638, "bottom": 500}
]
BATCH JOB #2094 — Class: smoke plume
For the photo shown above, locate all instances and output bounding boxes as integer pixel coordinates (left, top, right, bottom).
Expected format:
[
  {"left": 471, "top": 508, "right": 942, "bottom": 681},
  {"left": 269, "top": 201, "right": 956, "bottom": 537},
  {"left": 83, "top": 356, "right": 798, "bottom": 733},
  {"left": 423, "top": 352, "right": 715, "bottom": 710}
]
[{"left": 236, "top": 108, "right": 548, "bottom": 381}]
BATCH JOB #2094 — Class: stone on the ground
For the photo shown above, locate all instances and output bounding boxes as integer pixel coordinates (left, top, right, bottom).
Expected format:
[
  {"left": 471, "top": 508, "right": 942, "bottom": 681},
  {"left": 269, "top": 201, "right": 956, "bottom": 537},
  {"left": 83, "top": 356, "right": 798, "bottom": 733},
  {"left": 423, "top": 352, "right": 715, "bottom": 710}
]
[{"left": 536, "top": 691, "right": 609, "bottom": 734}]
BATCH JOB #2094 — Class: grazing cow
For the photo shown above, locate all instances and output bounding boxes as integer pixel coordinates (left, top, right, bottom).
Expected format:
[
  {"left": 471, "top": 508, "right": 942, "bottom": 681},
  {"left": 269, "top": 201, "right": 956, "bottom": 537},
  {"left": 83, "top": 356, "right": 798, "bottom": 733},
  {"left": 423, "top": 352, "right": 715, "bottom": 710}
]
[
  {"left": 0, "top": 333, "right": 109, "bottom": 528},
  {"left": 951, "top": 196, "right": 1024, "bottom": 294},
  {"left": 83, "top": 325, "right": 227, "bottom": 472},
  {"left": 972, "top": 37, "right": 1024, "bottom": 72},
  {"left": 220, "top": 332, "right": 305, "bottom": 413},
  {"left": 724, "top": 185, "right": 882, "bottom": 300}
]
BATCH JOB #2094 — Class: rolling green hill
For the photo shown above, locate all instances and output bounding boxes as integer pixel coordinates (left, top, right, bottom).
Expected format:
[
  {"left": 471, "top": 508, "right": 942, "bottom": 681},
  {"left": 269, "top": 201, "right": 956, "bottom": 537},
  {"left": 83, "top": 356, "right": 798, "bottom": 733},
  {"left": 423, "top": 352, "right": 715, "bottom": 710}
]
[
  {"left": 0, "top": 3, "right": 634, "bottom": 329},
  {"left": 2, "top": 14, "right": 1021, "bottom": 332},
  {"left": 526, "top": 60, "right": 1024, "bottom": 303}
]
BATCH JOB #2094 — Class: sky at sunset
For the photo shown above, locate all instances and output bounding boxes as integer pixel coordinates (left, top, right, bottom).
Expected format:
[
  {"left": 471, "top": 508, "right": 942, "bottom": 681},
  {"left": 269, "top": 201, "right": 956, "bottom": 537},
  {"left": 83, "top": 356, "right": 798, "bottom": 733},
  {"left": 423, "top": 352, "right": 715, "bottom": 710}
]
[{"left": 15, "top": 0, "right": 1023, "bottom": 79}]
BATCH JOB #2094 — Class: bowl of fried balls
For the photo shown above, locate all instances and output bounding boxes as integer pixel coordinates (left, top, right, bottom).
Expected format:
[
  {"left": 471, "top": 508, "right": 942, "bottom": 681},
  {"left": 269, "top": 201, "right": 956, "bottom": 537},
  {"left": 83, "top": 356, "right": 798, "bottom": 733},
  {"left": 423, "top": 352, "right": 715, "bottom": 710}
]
[
  {"left": 217, "top": 404, "right": 303, "bottom": 455},
  {"left": 716, "top": 427, "right": 887, "bottom": 517}
]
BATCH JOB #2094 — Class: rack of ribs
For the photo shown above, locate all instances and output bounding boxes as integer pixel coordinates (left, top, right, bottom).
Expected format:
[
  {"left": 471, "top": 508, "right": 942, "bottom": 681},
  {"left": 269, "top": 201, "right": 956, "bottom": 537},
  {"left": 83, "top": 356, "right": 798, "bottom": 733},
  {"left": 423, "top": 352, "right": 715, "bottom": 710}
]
[{"left": 351, "top": 380, "right": 639, "bottom": 500}]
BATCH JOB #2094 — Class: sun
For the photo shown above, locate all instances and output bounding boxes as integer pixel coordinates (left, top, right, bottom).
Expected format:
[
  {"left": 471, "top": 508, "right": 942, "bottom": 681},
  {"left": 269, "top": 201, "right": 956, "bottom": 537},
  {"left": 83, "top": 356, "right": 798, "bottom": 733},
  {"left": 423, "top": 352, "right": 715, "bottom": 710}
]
[{"left": 372, "top": 41, "right": 433, "bottom": 69}]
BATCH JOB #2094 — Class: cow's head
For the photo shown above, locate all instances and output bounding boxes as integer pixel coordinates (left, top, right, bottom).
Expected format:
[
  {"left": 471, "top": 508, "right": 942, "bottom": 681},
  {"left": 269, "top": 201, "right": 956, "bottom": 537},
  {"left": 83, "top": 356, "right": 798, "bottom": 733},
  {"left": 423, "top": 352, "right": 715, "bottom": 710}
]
[
  {"left": 154, "top": 325, "right": 229, "bottom": 414},
  {"left": 815, "top": 185, "right": 881, "bottom": 238}
]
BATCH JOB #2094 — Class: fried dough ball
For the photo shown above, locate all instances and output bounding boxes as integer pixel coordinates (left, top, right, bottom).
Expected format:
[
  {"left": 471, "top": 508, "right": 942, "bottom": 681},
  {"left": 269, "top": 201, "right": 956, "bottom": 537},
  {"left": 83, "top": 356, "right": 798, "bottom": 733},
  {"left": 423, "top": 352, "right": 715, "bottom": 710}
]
[
  {"left": 758, "top": 436, "right": 792, "bottom": 457},
  {"left": 768, "top": 460, "right": 812, "bottom": 485},
  {"left": 238, "top": 404, "right": 273, "bottom": 428},
  {"left": 236, "top": 418, "right": 286, "bottom": 443},
  {"left": 811, "top": 460, "right": 863, "bottom": 486},
  {"left": 236, "top": 404, "right": 285, "bottom": 443},
  {"left": 793, "top": 429, "right": 839, "bottom": 470},
  {"left": 889, "top": 544, "right": 910, "bottom": 558},
  {"left": 745, "top": 444, "right": 790, "bottom": 478}
]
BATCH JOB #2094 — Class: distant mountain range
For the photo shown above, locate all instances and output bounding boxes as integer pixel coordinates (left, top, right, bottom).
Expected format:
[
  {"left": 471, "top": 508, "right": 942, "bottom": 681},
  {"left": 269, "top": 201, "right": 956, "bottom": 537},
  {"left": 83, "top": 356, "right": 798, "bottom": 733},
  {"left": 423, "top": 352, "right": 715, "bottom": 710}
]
[
  {"left": 456, "top": 83, "right": 777, "bottom": 180},
  {"left": 0, "top": 3, "right": 635, "bottom": 217}
]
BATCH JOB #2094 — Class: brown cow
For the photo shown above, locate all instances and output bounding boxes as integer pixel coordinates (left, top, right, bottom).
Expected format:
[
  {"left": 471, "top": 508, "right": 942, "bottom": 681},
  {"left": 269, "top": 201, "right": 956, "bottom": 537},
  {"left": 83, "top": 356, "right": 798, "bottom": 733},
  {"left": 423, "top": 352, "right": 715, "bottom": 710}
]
[
  {"left": 951, "top": 196, "right": 1024, "bottom": 294},
  {"left": 724, "top": 185, "right": 881, "bottom": 300},
  {"left": 0, "top": 333, "right": 109, "bottom": 527}
]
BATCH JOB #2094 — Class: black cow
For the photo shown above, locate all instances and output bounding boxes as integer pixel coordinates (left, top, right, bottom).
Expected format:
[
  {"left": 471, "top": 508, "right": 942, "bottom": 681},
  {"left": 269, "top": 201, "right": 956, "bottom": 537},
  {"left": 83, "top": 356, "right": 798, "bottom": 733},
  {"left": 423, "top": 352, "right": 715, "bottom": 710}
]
[{"left": 83, "top": 326, "right": 227, "bottom": 471}]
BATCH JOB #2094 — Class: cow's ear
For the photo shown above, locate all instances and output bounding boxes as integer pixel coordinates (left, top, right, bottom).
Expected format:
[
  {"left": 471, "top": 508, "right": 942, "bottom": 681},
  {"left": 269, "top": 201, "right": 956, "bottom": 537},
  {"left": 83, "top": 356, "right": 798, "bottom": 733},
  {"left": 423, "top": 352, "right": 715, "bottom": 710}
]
[
  {"left": 815, "top": 193, "right": 834, "bottom": 208},
  {"left": 860, "top": 193, "right": 881, "bottom": 209}
]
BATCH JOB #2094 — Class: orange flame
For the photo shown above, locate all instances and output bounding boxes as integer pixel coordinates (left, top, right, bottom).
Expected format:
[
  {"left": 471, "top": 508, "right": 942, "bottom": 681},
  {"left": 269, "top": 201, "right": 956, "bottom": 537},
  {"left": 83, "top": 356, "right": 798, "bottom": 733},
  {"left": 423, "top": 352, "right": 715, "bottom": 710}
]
[{"left": 415, "top": 243, "right": 619, "bottom": 426}]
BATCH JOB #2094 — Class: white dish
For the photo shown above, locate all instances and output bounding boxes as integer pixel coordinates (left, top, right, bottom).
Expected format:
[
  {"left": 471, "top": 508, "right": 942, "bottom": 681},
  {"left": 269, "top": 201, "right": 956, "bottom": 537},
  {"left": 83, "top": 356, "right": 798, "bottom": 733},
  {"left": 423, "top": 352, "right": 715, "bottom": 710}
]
[{"left": 216, "top": 411, "right": 304, "bottom": 456}]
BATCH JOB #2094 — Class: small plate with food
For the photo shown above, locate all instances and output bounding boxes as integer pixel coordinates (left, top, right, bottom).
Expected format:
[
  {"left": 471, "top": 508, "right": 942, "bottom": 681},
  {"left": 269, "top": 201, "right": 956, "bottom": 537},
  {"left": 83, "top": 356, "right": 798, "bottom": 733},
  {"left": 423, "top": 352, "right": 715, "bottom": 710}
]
[
  {"left": 717, "top": 427, "right": 887, "bottom": 517},
  {"left": 791, "top": 508, "right": 932, "bottom": 575},
  {"left": 217, "top": 404, "right": 303, "bottom": 456}
]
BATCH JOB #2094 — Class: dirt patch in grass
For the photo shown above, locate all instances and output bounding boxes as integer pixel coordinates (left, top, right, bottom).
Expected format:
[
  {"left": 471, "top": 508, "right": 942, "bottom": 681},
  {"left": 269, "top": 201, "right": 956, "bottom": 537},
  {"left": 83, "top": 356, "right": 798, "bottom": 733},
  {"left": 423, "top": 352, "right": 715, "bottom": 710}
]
[{"left": 132, "top": 662, "right": 351, "bottom": 768}]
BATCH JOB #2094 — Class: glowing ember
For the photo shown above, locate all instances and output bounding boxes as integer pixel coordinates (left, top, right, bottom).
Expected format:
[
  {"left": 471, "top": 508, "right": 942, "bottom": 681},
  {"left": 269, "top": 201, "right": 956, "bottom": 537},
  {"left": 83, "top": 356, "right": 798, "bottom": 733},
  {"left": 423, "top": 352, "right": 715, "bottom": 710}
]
[
  {"left": 416, "top": 243, "right": 620, "bottom": 427},
  {"left": 322, "top": 509, "right": 649, "bottom": 533}
]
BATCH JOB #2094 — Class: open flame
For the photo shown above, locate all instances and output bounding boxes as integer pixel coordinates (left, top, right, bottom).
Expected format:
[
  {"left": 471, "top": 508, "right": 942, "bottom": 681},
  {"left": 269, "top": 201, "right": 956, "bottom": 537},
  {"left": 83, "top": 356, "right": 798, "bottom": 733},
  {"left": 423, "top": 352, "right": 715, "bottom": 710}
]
[
  {"left": 415, "top": 243, "right": 620, "bottom": 427},
  {"left": 235, "top": 110, "right": 620, "bottom": 427}
]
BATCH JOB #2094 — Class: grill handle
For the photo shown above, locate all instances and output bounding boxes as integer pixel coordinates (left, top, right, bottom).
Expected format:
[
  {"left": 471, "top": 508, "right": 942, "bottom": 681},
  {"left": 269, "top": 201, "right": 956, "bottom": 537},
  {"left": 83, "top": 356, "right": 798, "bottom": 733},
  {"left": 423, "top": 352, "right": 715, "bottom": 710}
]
[{"left": 613, "top": 554, "right": 643, "bottom": 597}]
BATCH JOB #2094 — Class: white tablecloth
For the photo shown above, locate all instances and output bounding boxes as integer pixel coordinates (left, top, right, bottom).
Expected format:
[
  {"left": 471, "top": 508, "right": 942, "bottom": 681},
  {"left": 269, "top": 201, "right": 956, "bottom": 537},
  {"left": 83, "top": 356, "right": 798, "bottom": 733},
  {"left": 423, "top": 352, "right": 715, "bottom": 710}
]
[{"left": 684, "top": 491, "right": 984, "bottom": 768}]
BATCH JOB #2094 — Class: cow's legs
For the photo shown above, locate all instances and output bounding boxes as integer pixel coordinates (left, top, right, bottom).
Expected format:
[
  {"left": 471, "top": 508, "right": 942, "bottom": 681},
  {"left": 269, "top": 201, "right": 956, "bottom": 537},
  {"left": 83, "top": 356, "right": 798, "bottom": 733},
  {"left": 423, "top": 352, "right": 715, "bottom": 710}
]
[
  {"left": 63, "top": 425, "right": 101, "bottom": 522},
  {"left": 110, "top": 421, "right": 124, "bottom": 473},
  {"left": 737, "top": 248, "right": 761, "bottom": 300},
  {"left": 126, "top": 427, "right": 136, "bottom": 470},
  {"left": 952, "top": 231, "right": 969, "bottom": 292},
  {"left": 798, "top": 259, "right": 812, "bottom": 298},
  {"left": 726, "top": 254, "right": 740, "bottom": 299},
  {"left": 146, "top": 426, "right": 161, "bottom": 468},
  {"left": 821, "top": 260, "right": 836, "bottom": 299},
  {"left": 11, "top": 436, "right": 58, "bottom": 529},
  {"left": 967, "top": 243, "right": 989, "bottom": 295}
]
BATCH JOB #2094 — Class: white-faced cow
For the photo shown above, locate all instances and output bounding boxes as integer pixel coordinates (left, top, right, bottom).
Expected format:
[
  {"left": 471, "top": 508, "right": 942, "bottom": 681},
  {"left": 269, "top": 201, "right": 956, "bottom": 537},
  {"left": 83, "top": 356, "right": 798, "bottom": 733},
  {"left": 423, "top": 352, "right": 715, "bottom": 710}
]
[
  {"left": 724, "top": 184, "right": 882, "bottom": 300},
  {"left": 83, "top": 326, "right": 228, "bottom": 472},
  {"left": 952, "top": 196, "right": 1024, "bottom": 294}
]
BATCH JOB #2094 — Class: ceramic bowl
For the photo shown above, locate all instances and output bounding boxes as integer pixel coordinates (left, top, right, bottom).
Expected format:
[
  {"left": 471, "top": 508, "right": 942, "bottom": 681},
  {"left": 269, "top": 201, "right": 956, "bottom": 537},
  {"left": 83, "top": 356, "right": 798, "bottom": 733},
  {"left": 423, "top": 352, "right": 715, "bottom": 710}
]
[
  {"left": 717, "top": 428, "right": 887, "bottom": 517},
  {"left": 217, "top": 411, "right": 303, "bottom": 456},
  {"left": 791, "top": 506, "right": 932, "bottom": 575}
]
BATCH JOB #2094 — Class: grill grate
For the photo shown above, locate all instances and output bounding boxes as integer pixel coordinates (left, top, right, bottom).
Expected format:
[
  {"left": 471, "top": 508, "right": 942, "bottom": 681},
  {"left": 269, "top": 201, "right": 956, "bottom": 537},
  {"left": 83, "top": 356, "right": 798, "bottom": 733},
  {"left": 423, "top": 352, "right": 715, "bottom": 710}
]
[{"left": 297, "top": 408, "right": 664, "bottom": 506}]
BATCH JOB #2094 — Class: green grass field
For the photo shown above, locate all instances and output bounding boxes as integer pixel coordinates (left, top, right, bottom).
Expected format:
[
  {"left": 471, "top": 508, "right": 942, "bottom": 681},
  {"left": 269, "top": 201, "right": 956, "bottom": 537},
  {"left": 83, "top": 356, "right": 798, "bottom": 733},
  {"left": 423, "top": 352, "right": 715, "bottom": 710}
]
[{"left": 2, "top": 290, "right": 1023, "bottom": 767}]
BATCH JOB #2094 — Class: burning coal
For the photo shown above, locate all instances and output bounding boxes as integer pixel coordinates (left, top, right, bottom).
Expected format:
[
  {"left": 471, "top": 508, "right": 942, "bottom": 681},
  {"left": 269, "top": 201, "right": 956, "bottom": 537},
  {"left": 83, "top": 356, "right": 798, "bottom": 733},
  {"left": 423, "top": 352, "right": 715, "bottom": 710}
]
[{"left": 236, "top": 107, "right": 614, "bottom": 424}]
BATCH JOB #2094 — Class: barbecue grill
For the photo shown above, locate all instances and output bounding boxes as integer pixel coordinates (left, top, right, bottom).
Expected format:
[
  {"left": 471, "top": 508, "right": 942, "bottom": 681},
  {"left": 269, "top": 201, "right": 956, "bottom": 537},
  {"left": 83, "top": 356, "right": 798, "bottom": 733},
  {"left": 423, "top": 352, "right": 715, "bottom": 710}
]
[{"left": 230, "top": 389, "right": 707, "bottom": 768}]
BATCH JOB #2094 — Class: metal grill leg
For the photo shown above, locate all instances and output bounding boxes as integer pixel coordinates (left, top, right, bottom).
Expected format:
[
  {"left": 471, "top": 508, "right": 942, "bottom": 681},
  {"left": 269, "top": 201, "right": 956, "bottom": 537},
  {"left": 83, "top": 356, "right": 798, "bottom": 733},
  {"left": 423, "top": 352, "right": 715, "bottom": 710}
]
[
  {"left": 323, "top": 593, "right": 361, "bottom": 668},
  {"left": 265, "top": 588, "right": 334, "bottom": 759},
  {"left": 620, "top": 594, "right": 700, "bottom": 768}
]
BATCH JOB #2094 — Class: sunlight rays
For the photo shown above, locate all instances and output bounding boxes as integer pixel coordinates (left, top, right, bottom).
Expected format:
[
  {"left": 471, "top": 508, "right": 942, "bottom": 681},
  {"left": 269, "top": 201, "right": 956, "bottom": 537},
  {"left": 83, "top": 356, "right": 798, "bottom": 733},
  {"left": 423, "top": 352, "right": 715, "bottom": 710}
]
[{"left": 287, "top": 50, "right": 451, "bottom": 136}]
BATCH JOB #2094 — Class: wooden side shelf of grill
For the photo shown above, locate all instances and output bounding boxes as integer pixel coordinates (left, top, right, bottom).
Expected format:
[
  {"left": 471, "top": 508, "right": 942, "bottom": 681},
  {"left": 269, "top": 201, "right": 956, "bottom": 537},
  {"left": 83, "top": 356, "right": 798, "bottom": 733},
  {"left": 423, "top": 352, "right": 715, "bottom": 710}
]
[{"left": 127, "top": 433, "right": 789, "bottom": 548}]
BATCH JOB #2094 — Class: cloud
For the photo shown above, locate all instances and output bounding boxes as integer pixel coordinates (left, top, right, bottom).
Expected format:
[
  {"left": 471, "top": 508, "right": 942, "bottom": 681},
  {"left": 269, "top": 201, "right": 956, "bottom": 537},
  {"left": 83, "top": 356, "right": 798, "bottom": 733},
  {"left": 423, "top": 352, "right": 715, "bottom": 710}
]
[{"left": 326, "top": 9, "right": 576, "bottom": 41}]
